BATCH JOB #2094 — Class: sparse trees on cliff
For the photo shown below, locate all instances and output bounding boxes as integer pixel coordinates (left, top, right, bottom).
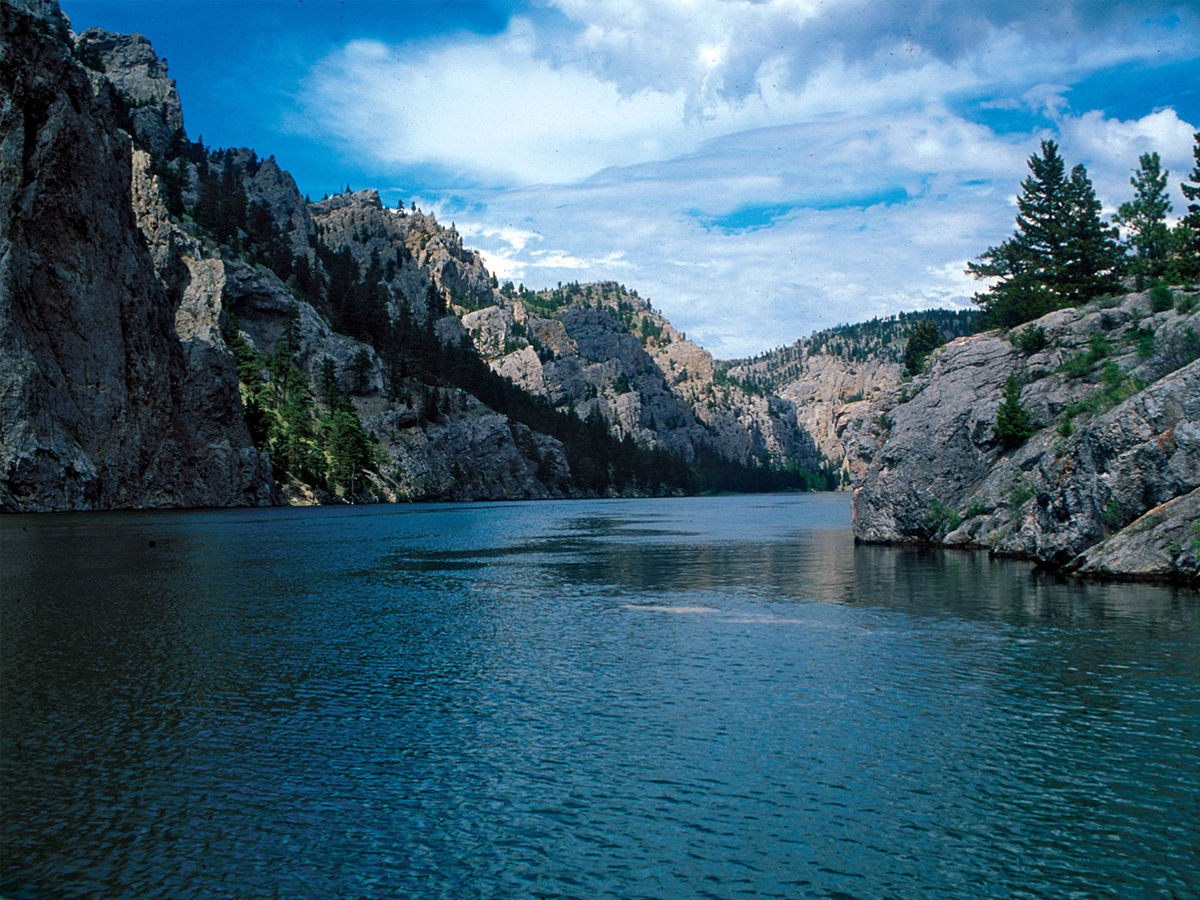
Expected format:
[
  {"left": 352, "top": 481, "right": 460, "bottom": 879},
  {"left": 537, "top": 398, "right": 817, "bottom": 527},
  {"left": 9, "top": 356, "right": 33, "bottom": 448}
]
[{"left": 968, "top": 140, "right": 1121, "bottom": 327}]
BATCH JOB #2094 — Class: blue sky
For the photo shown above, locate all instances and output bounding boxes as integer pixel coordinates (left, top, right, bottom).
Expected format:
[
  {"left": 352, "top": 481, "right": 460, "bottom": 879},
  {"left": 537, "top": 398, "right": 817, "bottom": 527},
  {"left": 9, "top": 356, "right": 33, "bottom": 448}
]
[{"left": 63, "top": 0, "right": 1200, "bottom": 358}]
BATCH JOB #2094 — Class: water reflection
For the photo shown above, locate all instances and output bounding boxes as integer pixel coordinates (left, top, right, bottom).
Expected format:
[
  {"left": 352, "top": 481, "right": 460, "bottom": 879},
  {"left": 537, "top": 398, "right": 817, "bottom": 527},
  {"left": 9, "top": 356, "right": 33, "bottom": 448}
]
[{"left": 2, "top": 495, "right": 1198, "bottom": 899}]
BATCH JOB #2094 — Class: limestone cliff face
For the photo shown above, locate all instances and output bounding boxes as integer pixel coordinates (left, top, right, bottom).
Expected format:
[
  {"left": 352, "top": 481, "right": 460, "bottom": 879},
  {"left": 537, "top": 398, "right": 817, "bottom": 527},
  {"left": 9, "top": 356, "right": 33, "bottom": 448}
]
[
  {"left": 1, "top": 0, "right": 578, "bottom": 510},
  {"left": 847, "top": 292, "right": 1200, "bottom": 582},
  {"left": 726, "top": 310, "right": 979, "bottom": 482},
  {"left": 0, "top": 1, "right": 272, "bottom": 510},
  {"left": 74, "top": 27, "right": 184, "bottom": 157},
  {"left": 776, "top": 354, "right": 903, "bottom": 483},
  {"left": 461, "top": 282, "right": 822, "bottom": 469}
]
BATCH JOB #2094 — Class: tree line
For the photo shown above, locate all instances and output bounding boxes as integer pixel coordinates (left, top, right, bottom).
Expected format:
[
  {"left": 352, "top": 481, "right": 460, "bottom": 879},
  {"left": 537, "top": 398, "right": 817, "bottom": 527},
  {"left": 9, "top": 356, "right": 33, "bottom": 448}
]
[{"left": 969, "top": 134, "right": 1200, "bottom": 328}]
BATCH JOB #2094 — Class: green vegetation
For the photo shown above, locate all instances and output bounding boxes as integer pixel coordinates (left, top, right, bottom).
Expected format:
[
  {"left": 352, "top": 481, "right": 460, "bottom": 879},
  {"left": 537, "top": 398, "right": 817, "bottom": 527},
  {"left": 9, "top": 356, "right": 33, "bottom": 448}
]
[
  {"left": 968, "top": 140, "right": 1122, "bottom": 328},
  {"left": 902, "top": 319, "right": 944, "bottom": 375},
  {"left": 228, "top": 316, "right": 375, "bottom": 498},
  {"left": 728, "top": 309, "right": 980, "bottom": 392},
  {"left": 713, "top": 365, "right": 768, "bottom": 396},
  {"left": 1059, "top": 333, "right": 1112, "bottom": 378},
  {"left": 1114, "top": 152, "right": 1172, "bottom": 288},
  {"left": 1101, "top": 498, "right": 1126, "bottom": 533},
  {"left": 1061, "top": 364, "right": 1145, "bottom": 423},
  {"left": 1010, "top": 324, "right": 1048, "bottom": 355},
  {"left": 1177, "top": 132, "right": 1200, "bottom": 283},
  {"left": 1009, "top": 475, "right": 1034, "bottom": 510},
  {"left": 1149, "top": 280, "right": 1174, "bottom": 312},
  {"left": 1128, "top": 322, "right": 1156, "bottom": 358},
  {"left": 925, "top": 498, "right": 963, "bottom": 539},
  {"left": 993, "top": 376, "right": 1037, "bottom": 449}
]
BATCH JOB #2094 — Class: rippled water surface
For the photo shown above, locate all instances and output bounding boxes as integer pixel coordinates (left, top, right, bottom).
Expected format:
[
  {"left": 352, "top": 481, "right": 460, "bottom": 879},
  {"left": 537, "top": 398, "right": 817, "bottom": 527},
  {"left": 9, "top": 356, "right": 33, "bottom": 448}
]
[{"left": 3, "top": 494, "right": 1199, "bottom": 898}]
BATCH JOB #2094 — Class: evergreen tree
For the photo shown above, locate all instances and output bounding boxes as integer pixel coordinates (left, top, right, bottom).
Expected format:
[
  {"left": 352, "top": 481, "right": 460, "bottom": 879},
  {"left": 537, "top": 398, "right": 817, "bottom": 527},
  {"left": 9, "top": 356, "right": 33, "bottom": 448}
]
[
  {"left": 968, "top": 140, "right": 1120, "bottom": 327},
  {"left": 1114, "top": 152, "right": 1172, "bottom": 287},
  {"left": 902, "top": 319, "right": 943, "bottom": 375},
  {"left": 1182, "top": 132, "right": 1200, "bottom": 229},
  {"left": 1175, "top": 132, "right": 1200, "bottom": 281},
  {"left": 993, "top": 376, "right": 1036, "bottom": 448},
  {"left": 327, "top": 407, "right": 372, "bottom": 495},
  {"left": 1060, "top": 163, "right": 1123, "bottom": 304},
  {"left": 318, "top": 357, "right": 340, "bottom": 408}
]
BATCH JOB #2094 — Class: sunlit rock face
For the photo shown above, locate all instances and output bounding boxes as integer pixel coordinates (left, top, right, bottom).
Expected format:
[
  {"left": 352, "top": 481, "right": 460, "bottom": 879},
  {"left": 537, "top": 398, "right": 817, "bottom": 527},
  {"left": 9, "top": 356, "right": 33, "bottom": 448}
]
[{"left": 847, "top": 292, "right": 1200, "bottom": 582}]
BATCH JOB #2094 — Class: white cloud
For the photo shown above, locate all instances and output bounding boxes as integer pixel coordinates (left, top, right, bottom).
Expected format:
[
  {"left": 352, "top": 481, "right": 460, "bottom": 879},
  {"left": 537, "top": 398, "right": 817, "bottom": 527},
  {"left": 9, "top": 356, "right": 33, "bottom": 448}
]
[
  {"left": 295, "top": 0, "right": 1200, "bottom": 356},
  {"left": 1056, "top": 108, "right": 1199, "bottom": 210}
]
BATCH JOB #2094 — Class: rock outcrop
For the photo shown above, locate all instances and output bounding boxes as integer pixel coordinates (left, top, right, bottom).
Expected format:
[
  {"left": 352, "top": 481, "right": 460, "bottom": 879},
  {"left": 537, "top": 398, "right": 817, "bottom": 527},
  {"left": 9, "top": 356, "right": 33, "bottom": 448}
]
[
  {"left": 726, "top": 308, "right": 979, "bottom": 481},
  {"left": 0, "top": 1, "right": 273, "bottom": 510},
  {"left": 74, "top": 27, "right": 184, "bottom": 157},
  {"left": 460, "top": 282, "right": 823, "bottom": 469},
  {"left": 847, "top": 291, "right": 1200, "bottom": 582}
]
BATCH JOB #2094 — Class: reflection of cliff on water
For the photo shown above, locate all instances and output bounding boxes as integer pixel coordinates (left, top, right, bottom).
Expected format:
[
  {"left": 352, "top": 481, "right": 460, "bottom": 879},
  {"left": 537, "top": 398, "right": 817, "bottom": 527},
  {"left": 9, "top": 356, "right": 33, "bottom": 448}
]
[
  {"left": 847, "top": 543, "right": 1200, "bottom": 630},
  {"left": 545, "top": 521, "right": 857, "bottom": 602}
]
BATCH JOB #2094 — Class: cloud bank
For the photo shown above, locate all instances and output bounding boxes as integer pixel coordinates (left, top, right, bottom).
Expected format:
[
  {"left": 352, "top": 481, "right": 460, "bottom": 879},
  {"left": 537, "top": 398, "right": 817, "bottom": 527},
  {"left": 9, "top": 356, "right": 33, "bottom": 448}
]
[{"left": 301, "top": 0, "right": 1200, "bottom": 357}]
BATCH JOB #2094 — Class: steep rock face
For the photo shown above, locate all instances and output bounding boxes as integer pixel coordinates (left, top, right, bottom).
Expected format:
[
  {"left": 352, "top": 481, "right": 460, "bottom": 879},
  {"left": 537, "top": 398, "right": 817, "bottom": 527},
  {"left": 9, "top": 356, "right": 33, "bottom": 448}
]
[
  {"left": 74, "top": 28, "right": 184, "bottom": 157},
  {"left": 0, "top": 1, "right": 272, "bottom": 510},
  {"left": 361, "top": 396, "right": 570, "bottom": 502},
  {"left": 463, "top": 283, "right": 822, "bottom": 469},
  {"left": 243, "top": 154, "right": 318, "bottom": 259},
  {"left": 777, "top": 354, "right": 903, "bottom": 481},
  {"left": 849, "top": 292, "right": 1200, "bottom": 581},
  {"left": 728, "top": 309, "right": 980, "bottom": 481}
]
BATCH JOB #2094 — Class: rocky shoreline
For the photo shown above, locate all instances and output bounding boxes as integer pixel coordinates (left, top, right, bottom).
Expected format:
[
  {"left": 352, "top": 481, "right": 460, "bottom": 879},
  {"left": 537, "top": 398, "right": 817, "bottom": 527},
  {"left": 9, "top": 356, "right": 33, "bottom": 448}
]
[{"left": 844, "top": 290, "right": 1200, "bottom": 584}]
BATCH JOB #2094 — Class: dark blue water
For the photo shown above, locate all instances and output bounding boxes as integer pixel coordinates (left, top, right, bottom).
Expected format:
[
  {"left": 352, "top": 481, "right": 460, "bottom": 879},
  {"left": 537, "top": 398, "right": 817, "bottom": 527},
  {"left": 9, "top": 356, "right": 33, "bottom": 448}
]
[{"left": 2, "top": 494, "right": 1198, "bottom": 898}]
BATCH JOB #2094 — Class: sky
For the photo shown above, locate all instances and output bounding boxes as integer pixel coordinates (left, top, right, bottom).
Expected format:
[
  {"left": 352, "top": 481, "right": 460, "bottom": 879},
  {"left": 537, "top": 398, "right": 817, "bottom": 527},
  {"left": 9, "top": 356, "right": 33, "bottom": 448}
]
[{"left": 62, "top": 0, "right": 1200, "bottom": 358}]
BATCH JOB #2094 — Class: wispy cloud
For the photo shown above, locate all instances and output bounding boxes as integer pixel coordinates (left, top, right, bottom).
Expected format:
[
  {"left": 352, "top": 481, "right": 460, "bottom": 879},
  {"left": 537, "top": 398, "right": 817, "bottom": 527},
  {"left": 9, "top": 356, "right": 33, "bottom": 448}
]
[{"left": 299, "top": 0, "right": 1200, "bottom": 357}]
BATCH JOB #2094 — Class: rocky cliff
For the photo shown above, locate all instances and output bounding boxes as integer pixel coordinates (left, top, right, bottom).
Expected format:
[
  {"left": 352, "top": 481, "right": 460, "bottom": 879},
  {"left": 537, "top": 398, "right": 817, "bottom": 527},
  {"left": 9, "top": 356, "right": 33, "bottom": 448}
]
[
  {"left": 2, "top": 0, "right": 828, "bottom": 511},
  {"left": 0, "top": 1, "right": 273, "bottom": 510},
  {"left": 846, "top": 291, "right": 1200, "bottom": 582},
  {"left": 726, "top": 309, "right": 979, "bottom": 482},
  {"left": 455, "top": 281, "right": 822, "bottom": 470}
]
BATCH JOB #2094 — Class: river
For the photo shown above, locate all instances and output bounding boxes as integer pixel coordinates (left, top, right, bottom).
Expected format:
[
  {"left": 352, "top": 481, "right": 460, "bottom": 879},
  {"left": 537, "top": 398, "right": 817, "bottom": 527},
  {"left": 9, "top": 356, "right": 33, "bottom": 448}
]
[{"left": 2, "top": 493, "right": 1198, "bottom": 898}]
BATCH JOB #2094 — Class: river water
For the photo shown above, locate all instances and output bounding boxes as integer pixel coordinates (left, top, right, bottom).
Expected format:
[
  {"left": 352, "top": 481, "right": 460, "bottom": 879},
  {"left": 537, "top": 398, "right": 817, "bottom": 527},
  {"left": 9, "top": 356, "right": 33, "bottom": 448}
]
[{"left": 2, "top": 494, "right": 1198, "bottom": 898}]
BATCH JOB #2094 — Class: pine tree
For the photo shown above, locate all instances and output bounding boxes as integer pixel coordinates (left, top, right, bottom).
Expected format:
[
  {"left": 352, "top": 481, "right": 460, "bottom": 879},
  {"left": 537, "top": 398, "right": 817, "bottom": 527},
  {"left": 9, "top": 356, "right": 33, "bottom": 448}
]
[
  {"left": 1174, "top": 132, "right": 1200, "bottom": 281},
  {"left": 1059, "top": 163, "right": 1123, "bottom": 304},
  {"left": 1114, "top": 152, "right": 1172, "bottom": 287},
  {"left": 968, "top": 140, "right": 1120, "bottom": 327},
  {"left": 902, "top": 319, "right": 943, "bottom": 375},
  {"left": 993, "top": 376, "right": 1036, "bottom": 448},
  {"left": 1182, "top": 132, "right": 1200, "bottom": 229}
]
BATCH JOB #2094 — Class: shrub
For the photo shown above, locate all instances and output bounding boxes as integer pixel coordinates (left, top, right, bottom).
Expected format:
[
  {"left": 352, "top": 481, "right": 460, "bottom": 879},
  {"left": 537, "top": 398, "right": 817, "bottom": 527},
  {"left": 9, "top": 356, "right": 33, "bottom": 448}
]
[
  {"left": 994, "top": 376, "right": 1037, "bottom": 448},
  {"left": 1011, "top": 323, "right": 1048, "bottom": 355},
  {"left": 1060, "top": 332, "right": 1112, "bottom": 378},
  {"left": 1009, "top": 475, "right": 1034, "bottom": 509},
  {"left": 1149, "top": 280, "right": 1173, "bottom": 312},
  {"left": 925, "top": 499, "right": 963, "bottom": 538}
]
